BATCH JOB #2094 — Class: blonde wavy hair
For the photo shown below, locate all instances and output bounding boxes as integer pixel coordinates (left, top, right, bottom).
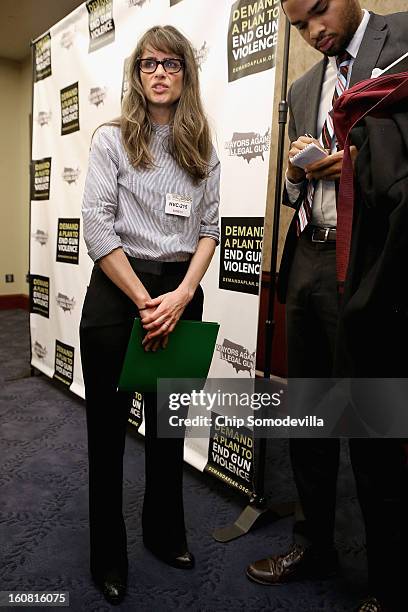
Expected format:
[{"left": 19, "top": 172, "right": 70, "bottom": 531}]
[{"left": 112, "top": 25, "right": 212, "bottom": 182}]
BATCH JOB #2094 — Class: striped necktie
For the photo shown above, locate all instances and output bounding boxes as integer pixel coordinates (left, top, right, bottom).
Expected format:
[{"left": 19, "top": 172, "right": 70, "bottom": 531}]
[{"left": 296, "top": 50, "right": 352, "bottom": 235}]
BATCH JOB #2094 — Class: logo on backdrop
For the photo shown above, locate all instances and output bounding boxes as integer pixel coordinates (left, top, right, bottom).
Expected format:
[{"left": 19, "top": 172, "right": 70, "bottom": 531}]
[
  {"left": 195, "top": 41, "right": 209, "bottom": 70},
  {"left": 36, "top": 111, "right": 52, "bottom": 127},
  {"left": 31, "top": 157, "right": 51, "bottom": 201},
  {"left": 215, "top": 338, "right": 255, "bottom": 375},
  {"left": 127, "top": 0, "right": 150, "bottom": 7},
  {"left": 219, "top": 217, "right": 263, "bottom": 295},
  {"left": 60, "top": 82, "right": 80, "bottom": 135},
  {"left": 121, "top": 57, "right": 131, "bottom": 102},
  {"left": 89, "top": 86, "right": 107, "bottom": 107},
  {"left": 62, "top": 167, "right": 81, "bottom": 185},
  {"left": 205, "top": 419, "right": 253, "bottom": 496},
  {"left": 29, "top": 275, "right": 50, "bottom": 318},
  {"left": 54, "top": 340, "right": 75, "bottom": 387},
  {"left": 128, "top": 392, "right": 144, "bottom": 430},
  {"left": 33, "top": 341, "right": 47, "bottom": 360},
  {"left": 56, "top": 293, "right": 76, "bottom": 313},
  {"left": 225, "top": 128, "right": 270, "bottom": 163},
  {"left": 32, "top": 229, "right": 49, "bottom": 246},
  {"left": 228, "top": 0, "right": 280, "bottom": 82},
  {"left": 34, "top": 32, "right": 52, "bottom": 82},
  {"left": 87, "top": 0, "right": 115, "bottom": 52},
  {"left": 56, "top": 218, "right": 80, "bottom": 265},
  {"left": 60, "top": 29, "right": 75, "bottom": 50}
]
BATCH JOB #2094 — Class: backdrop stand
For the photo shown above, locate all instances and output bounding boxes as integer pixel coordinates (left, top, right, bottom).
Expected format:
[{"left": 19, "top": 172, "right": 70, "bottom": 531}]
[
  {"left": 213, "top": 16, "right": 294, "bottom": 543},
  {"left": 28, "top": 40, "right": 35, "bottom": 377}
]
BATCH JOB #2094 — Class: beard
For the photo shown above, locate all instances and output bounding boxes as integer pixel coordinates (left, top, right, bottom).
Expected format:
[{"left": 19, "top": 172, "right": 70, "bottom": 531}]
[{"left": 323, "top": 1, "right": 363, "bottom": 56}]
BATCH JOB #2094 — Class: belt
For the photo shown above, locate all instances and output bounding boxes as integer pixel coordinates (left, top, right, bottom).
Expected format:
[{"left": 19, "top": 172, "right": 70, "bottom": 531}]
[
  {"left": 127, "top": 256, "right": 191, "bottom": 276},
  {"left": 306, "top": 226, "right": 337, "bottom": 243}
]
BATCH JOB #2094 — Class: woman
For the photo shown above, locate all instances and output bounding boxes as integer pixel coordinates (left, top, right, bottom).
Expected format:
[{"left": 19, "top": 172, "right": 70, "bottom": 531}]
[{"left": 80, "top": 25, "right": 220, "bottom": 605}]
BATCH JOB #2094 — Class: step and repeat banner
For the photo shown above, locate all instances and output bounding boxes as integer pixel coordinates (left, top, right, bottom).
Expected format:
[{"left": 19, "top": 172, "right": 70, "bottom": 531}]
[{"left": 30, "top": 0, "right": 281, "bottom": 496}]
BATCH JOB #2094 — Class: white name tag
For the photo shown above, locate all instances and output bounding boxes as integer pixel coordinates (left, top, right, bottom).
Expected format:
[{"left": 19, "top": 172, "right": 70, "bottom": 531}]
[{"left": 165, "top": 193, "right": 192, "bottom": 217}]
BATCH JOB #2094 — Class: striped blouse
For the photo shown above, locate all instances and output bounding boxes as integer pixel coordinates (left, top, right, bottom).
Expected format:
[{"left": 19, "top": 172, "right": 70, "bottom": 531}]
[{"left": 82, "top": 124, "right": 220, "bottom": 262}]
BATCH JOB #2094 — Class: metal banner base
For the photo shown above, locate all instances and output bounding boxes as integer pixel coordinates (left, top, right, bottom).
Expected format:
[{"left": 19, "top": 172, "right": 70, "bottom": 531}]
[
  {"left": 215, "top": 16, "right": 294, "bottom": 546},
  {"left": 213, "top": 497, "right": 294, "bottom": 542}
]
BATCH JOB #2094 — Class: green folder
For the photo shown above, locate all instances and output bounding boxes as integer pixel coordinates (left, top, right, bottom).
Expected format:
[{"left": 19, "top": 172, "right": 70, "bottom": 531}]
[{"left": 118, "top": 319, "right": 220, "bottom": 392}]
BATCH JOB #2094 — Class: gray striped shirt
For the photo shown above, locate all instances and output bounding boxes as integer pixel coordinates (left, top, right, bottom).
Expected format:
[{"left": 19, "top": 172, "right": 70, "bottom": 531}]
[{"left": 82, "top": 124, "right": 220, "bottom": 262}]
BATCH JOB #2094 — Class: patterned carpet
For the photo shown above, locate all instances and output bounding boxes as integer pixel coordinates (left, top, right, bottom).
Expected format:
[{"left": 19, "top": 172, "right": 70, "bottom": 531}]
[{"left": 0, "top": 309, "right": 368, "bottom": 611}]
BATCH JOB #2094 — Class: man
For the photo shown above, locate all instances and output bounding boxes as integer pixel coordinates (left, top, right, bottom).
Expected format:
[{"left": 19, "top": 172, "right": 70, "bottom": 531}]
[{"left": 246, "top": 2, "right": 408, "bottom": 611}]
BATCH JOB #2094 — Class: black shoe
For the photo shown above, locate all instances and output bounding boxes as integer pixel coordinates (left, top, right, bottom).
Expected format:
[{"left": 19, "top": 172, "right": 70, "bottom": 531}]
[
  {"left": 143, "top": 538, "right": 195, "bottom": 569},
  {"left": 92, "top": 569, "right": 127, "bottom": 605},
  {"left": 355, "top": 597, "right": 393, "bottom": 612},
  {"left": 246, "top": 543, "right": 339, "bottom": 585}
]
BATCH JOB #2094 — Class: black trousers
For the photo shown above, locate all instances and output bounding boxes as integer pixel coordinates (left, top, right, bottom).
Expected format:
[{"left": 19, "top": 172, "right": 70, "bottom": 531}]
[
  {"left": 286, "top": 231, "right": 408, "bottom": 608},
  {"left": 79, "top": 261, "right": 203, "bottom": 579}
]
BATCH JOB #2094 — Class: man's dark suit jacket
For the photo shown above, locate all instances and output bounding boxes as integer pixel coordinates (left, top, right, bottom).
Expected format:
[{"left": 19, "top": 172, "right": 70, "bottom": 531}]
[
  {"left": 334, "top": 108, "right": 408, "bottom": 377},
  {"left": 277, "top": 11, "right": 408, "bottom": 305}
]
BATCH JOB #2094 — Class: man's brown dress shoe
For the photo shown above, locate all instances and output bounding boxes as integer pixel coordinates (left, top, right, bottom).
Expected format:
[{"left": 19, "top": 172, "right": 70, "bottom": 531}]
[{"left": 246, "top": 543, "right": 338, "bottom": 585}]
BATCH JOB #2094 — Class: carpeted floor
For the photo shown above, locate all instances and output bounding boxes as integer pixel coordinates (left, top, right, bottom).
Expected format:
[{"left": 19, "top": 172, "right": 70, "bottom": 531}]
[{"left": 0, "top": 309, "right": 368, "bottom": 611}]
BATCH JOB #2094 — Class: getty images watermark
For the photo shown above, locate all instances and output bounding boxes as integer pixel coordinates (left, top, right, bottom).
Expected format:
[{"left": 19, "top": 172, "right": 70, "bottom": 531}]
[
  {"left": 156, "top": 378, "right": 326, "bottom": 438},
  {"left": 155, "top": 378, "right": 408, "bottom": 438},
  {"left": 166, "top": 388, "right": 323, "bottom": 430}
]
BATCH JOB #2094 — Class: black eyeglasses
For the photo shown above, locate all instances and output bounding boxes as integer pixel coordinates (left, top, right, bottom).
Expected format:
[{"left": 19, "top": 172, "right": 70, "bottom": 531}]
[{"left": 137, "top": 58, "right": 185, "bottom": 74}]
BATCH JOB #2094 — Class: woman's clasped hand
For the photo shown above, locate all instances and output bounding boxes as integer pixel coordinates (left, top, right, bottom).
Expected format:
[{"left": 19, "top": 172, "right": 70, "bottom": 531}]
[{"left": 140, "top": 285, "right": 193, "bottom": 350}]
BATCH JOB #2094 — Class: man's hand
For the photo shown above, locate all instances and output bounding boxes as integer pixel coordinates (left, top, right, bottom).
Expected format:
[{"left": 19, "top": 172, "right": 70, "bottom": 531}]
[
  {"left": 287, "top": 136, "right": 323, "bottom": 183},
  {"left": 305, "top": 146, "right": 358, "bottom": 181}
]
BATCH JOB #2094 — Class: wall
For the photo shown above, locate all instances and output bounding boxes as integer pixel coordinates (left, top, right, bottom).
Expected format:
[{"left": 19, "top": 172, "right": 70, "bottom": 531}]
[
  {"left": 19, "top": 56, "right": 32, "bottom": 293},
  {"left": 0, "top": 55, "right": 31, "bottom": 297}
]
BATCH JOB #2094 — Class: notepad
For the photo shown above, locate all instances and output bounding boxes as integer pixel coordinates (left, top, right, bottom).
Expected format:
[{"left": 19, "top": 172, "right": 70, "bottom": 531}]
[
  {"left": 118, "top": 318, "right": 220, "bottom": 392},
  {"left": 290, "top": 142, "right": 328, "bottom": 169}
]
